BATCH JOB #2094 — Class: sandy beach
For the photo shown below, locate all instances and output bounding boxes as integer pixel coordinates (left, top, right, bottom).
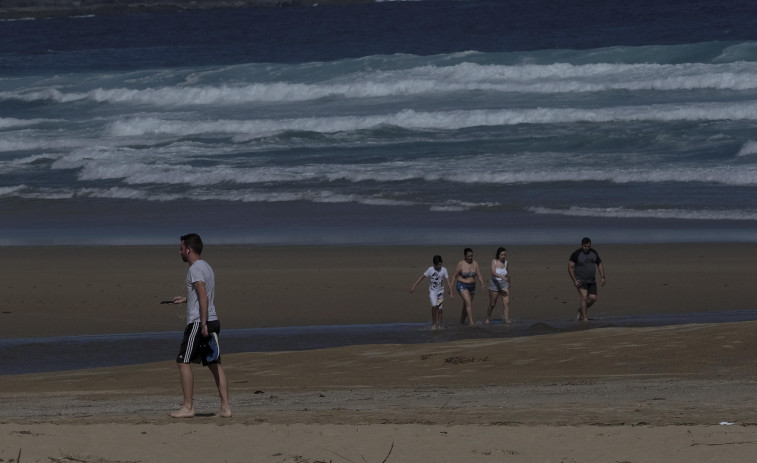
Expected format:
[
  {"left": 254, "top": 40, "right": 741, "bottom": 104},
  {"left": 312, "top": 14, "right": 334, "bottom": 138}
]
[{"left": 2, "top": 242, "right": 757, "bottom": 462}]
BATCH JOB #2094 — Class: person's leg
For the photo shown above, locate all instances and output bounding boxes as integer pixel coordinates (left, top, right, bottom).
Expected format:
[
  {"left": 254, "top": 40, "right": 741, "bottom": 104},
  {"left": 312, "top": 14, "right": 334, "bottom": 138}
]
[
  {"left": 459, "top": 292, "right": 476, "bottom": 324},
  {"left": 576, "top": 287, "right": 589, "bottom": 321},
  {"left": 501, "top": 290, "right": 510, "bottom": 323},
  {"left": 486, "top": 290, "right": 498, "bottom": 324},
  {"left": 584, "top": 290, "right": 598, "bottom": 319},
  {"left": 583, "top": 283, "right": 598, "bottom": 319},
  {"left": 460, "top": 292, "right": 469, "bottom": 324},
  {"left": 208, "top": 363, "right": 232, "bottom": 418},
  {"left": 435, "top": 306, "right": 444, "bottom": 329},
  {"left": 171, "top": 363, "right": 195, "bottom": 418},
  {"left": 465, "top": 292, "right": 476, "bottom": 325}
]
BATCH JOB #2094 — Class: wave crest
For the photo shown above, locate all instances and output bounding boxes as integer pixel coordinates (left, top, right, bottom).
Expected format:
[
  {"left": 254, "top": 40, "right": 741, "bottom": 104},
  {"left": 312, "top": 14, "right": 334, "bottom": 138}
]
[{"left": 5, "top": 56, "right": 757, "bottom": 106}]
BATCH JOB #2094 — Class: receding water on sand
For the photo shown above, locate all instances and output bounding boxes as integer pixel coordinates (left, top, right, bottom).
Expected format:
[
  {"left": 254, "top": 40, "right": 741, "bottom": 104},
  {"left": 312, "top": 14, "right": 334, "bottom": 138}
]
[{"left": 3, "top": 309, "right": 757, "bottom": 375}]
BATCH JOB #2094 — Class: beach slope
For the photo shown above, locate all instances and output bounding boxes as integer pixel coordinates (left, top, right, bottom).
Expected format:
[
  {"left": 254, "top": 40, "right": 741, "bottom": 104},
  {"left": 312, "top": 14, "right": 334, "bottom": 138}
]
[{"left": 4, "top": 320, "right": 757, "bottom": 461}]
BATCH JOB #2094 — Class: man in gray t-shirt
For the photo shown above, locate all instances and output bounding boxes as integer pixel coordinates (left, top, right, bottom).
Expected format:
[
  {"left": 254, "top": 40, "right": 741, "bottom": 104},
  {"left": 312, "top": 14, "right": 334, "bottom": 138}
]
[
  {"left": 568, "top": 237, "right": 607, "bottom": 321},
  {"left": 169, "top": 233, "right": 231, "bottom": 419}
]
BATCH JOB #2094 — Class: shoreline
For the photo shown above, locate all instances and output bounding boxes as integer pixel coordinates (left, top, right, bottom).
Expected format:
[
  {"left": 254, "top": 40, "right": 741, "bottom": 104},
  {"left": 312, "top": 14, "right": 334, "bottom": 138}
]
[
  {"left": 5, "top": 309, "right": 757, "bottom": 375},
  {"left": 5, "top": 319, "right": 757, "bottom": 419},
  {"left": 0, "top": 0, "right": 371, "bottom": 20}
]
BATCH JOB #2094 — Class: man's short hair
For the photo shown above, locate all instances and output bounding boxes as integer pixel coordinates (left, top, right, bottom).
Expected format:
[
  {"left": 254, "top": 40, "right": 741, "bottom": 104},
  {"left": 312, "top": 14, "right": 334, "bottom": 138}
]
[
  {"left": 581, "top": 237, "right": 592, "bottom": 245},
  {"left": 181, "top": 233, "right": 203, "bottom": 255}
]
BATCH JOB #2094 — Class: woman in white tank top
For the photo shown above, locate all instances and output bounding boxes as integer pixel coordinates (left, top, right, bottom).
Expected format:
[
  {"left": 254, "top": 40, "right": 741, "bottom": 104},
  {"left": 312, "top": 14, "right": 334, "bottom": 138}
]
[{"left": 487, "top": 247, "right": 511, "bottom": 324}]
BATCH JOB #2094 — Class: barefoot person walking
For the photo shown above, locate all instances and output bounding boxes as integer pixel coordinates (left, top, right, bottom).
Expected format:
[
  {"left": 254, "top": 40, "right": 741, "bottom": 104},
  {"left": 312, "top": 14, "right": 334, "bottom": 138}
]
[
  {"left": 410, "top": 254, "right": 454, "bottom": 330},
  {"left": 169, "top": 233, "right": 232, "bottom": 418},
  {"left": 568, "top": 237, "right": 606, "bottom": 322},
  {"left": 486, "top": 247, "right": 511, "bottom": 324},
  {"left": 452, "top": 248, "right": 485, "bottom": 326}
]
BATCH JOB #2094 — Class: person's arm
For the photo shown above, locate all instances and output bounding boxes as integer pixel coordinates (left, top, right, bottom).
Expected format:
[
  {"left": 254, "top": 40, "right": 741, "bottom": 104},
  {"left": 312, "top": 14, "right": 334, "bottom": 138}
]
[
  {"left": 475, "top": 261, "right": 485, "bottom": 286},
  {"left": 172, "top": 296, "right": 187, "bottom": 304},
  {"left": 598, "top": 262, "right": 606, "bottom": 286},
  {"left": 506, "top": 262, "right": 512, "bottom": 296},
  {"left": 410, "top": 274, "right": 426, "bottom": 293},
  {"left": 452, "top": 261, "right": 462, "bottom": 282},
  {"left": 445, "top": 272, "right": 455, "bottom": 299},
  {"left": 568, "top": 261, "right": 580, "bottom": 287},
  {"left": 194, "top": 280, "right": 210, "bottom": 337},
  {"left": 490, "top": 259, "right": 499, "bottom": 279}
]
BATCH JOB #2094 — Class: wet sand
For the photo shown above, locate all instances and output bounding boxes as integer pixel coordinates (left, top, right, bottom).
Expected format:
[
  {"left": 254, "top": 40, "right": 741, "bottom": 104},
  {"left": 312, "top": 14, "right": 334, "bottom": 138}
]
[{"left": 2, "top": 243, "right": 755, "bottom": 338}]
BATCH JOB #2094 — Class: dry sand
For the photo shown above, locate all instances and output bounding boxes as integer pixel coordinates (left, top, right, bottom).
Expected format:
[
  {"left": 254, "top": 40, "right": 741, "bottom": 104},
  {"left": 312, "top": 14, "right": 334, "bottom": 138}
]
[{"left": 2, "top": 243, "right": 757, "bottom": 462}]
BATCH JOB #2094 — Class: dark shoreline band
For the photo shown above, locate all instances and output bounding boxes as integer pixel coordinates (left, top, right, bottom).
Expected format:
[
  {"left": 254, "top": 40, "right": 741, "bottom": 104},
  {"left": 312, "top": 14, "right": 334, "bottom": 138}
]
[{"left": 0, "top": 0, "right": 371, "bottom": 20}]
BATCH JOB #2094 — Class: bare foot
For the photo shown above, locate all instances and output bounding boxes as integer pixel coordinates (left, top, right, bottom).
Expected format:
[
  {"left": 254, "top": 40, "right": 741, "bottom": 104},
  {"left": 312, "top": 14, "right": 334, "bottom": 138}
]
[
  {"left": 218, "top": 407, "right": 232, "bottom": 418},
  {"left": 170, "top": 407, "right": 194, "bottom": 418}
]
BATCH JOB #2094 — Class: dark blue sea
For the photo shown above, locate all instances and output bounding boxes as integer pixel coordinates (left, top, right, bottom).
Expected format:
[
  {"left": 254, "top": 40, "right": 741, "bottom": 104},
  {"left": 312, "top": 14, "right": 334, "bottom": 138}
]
[{"left": 2, "top": 0, "right": 757, "bottom": 246}]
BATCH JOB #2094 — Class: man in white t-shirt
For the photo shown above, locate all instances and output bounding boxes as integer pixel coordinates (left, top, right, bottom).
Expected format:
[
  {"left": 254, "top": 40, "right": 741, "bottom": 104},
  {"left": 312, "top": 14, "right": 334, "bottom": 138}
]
[
  {"left": 168, "top": 233, "right": 231, "bottom": 418},
  {"left": 410, "top": 255, "right": 454, "bottom": 330}
]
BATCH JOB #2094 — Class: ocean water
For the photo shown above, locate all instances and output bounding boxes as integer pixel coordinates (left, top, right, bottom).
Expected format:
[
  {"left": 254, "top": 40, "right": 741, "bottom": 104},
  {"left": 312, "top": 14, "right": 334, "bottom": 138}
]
[{"left": 2, "top": 0, "right": 757, "bottom": 246}]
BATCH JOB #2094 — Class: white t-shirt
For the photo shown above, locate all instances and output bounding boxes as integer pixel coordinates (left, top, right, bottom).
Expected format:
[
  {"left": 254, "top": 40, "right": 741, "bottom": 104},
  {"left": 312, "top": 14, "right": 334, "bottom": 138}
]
[
  {"left": 424, "top": 266, "right": 449, "bottom": 294},
  {"left": 185, "top": 259, "right": 218, "bottom": 323}
]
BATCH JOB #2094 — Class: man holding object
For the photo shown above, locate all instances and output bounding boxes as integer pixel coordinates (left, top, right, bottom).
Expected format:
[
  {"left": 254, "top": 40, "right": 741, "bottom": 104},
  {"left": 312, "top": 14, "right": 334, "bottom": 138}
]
[{"left": 169, "top": 233, "right": 231, "bottom": 418}]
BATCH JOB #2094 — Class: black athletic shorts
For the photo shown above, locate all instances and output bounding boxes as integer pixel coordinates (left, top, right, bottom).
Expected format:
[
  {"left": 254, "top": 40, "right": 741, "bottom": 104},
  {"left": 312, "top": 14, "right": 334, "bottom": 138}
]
[{"left": 176, "top": 320, "right": 221, "bottom": 365}]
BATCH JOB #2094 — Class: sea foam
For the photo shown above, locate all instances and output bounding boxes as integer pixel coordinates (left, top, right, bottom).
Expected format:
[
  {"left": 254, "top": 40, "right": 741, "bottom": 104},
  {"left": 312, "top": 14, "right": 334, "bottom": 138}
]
[
  {"left": 5, "top": 59, "right": 757, "bottom": 106},
  {"left": 104, "top": 101, "right": 757, "bottom": 140}
]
